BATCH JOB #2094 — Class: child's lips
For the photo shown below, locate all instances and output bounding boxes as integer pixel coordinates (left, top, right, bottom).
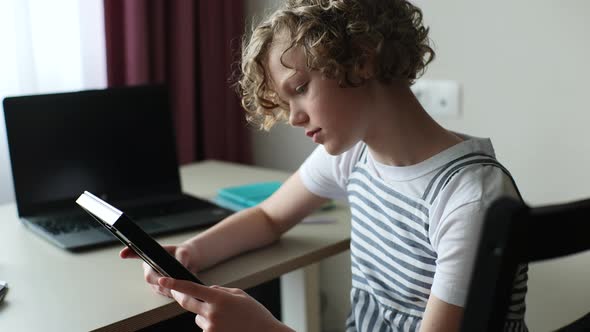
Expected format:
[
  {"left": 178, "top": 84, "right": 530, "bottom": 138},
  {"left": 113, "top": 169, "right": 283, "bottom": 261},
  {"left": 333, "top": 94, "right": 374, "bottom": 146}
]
[
  {"left": 306, "top": 129, "right": 321, "bottom": 138},
  {"left": 306, "top": 129, "right": 322, "bottom": 143}
]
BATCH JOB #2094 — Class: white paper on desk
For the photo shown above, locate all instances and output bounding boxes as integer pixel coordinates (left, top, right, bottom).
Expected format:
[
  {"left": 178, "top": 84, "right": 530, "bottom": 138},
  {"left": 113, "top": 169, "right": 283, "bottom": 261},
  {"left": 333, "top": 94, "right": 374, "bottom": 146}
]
[{"left": 301, "top": 216, "right": 337, "bottom": 224}]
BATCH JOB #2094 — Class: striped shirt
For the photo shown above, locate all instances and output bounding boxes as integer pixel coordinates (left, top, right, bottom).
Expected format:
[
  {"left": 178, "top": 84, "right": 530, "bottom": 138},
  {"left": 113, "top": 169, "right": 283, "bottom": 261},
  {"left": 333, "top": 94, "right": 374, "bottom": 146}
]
[{"left": 299, "top": 135, "right": 528, "bottom": 331}]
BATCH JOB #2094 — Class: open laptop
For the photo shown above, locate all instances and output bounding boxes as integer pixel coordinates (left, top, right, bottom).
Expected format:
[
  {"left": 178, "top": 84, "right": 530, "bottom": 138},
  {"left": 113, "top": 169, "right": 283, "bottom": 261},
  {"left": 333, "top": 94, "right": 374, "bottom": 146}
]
[{"left": 3, "top": 85, "right": 232, "bottom": 251}]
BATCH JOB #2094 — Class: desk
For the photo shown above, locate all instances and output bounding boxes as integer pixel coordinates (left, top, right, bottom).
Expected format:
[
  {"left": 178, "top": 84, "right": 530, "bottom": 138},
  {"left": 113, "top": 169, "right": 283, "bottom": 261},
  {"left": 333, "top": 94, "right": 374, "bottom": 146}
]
[{"left": 0, "top": 161, "right": 351, "bottom": 331}]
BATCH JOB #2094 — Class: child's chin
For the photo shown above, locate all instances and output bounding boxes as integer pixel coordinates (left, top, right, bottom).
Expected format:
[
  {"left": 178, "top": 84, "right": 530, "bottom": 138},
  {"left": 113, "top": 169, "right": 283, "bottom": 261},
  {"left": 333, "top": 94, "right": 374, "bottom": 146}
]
[{"left": 323, "top": 143, "right": 346, "bottom": 156}]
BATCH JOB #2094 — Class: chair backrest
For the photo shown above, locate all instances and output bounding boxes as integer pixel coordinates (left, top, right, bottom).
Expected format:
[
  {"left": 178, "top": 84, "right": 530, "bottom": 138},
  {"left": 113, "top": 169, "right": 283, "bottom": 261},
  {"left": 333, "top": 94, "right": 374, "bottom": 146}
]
[{"left": 460, "top": 196, "right": 590, "bottom": 331}]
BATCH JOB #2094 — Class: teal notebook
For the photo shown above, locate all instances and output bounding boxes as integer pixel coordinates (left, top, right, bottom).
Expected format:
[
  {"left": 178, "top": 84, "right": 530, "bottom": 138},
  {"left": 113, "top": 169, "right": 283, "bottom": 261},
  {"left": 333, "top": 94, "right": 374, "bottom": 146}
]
[
  {"left": 215, "top": 181, "right": 283, "bottom": 211},
  {"left": 215, "top": 181, "right": 335, "bottom": 212}
]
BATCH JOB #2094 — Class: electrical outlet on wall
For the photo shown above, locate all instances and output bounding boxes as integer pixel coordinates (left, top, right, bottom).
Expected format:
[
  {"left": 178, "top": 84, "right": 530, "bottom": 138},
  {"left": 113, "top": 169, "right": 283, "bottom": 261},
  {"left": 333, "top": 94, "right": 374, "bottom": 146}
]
[{"left": 411, "top": 79, "right": 461, "bottom": 117}]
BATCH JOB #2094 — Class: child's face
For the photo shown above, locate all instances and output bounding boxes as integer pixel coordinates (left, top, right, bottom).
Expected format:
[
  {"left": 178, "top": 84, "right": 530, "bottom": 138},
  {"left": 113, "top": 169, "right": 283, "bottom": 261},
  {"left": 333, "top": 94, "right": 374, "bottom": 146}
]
[{"left": 267, "top": 37, "right": 372, "bottom": 155}]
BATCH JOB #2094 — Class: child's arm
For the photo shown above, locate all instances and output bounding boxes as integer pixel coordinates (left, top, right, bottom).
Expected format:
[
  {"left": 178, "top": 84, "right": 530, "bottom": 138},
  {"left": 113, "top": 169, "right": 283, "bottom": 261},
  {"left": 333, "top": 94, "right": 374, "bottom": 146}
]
[
  {"left": 182, "top": 169, "right": 330, "bottom": 270},
  {"left": 420, "top": 294, "right": 464, "bottom": 332},
  {"left": 121, "top": 170, "right": 329, "bottom": 297}
]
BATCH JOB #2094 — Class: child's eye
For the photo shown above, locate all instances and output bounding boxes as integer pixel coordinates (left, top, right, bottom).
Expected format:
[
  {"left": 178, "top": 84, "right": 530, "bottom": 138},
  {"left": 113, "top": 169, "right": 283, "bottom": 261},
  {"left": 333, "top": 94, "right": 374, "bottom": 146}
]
[{"left": 295, "top": 82, "right": 308, "bottom": 94}]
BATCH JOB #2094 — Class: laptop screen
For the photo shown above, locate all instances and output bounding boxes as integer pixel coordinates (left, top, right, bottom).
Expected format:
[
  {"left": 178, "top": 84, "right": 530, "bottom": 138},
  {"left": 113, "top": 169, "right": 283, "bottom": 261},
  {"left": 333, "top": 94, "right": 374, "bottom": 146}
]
[{"left": 3, "top": 85, "right": 182, "bottom": 216}]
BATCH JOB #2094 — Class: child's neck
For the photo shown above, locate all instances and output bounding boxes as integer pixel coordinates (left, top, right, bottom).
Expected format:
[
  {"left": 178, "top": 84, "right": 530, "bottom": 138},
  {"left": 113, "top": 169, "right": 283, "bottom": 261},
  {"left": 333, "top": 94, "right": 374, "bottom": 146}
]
[{"left": 364, "top": 81, "right": 463, "bottom": 167}]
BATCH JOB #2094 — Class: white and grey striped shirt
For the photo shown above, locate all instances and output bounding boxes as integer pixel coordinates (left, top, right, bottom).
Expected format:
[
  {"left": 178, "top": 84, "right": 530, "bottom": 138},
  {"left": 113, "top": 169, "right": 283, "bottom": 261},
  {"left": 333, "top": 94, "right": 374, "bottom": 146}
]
[{"left": 300, "top": 135, "right": 528, "bottom": 331}]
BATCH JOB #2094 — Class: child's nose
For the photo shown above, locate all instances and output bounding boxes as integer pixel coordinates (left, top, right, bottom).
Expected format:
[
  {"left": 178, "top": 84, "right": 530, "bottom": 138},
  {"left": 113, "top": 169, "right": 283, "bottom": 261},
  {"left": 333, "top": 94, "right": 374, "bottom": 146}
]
[{"left": 288, "top": 107, "right": 308, "bottom": 127}]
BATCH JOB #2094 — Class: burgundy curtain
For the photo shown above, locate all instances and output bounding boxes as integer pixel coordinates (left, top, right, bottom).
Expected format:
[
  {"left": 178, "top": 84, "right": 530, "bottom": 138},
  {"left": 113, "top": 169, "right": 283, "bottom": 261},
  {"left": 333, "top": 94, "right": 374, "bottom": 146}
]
[{"left": 104, "top": 0, "right": 251, "bottom": 165}]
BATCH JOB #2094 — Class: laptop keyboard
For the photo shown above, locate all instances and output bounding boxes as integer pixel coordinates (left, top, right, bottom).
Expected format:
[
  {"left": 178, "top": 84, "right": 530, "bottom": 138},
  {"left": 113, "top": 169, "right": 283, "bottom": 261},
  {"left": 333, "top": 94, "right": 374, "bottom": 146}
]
[
  {"left": 36, "top": 215, "right": 100, "bottom": 235},
  {"left": 36, "top": 196, "right": 214, "bottom": 235}
]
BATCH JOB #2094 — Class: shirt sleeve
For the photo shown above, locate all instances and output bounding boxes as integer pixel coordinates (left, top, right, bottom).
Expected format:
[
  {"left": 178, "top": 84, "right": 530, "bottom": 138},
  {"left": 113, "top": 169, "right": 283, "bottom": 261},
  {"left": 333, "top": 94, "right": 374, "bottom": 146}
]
[
  {"left": 429, "top": 166, "right": 520, "bottom": 307},
  {"left": 429, "top": 200, "right": 486, "bottom": 306},
  {"left": 298, "top": 145, "right": 350, "bottom": 201}
]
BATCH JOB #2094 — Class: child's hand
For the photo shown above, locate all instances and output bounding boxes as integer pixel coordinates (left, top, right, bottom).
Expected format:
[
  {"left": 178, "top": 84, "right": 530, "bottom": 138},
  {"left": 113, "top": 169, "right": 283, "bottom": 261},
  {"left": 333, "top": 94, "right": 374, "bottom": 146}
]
[
  {"left": 119, "top": 244, "right": 198, "bottom": 297},
  {"left": 159, "top": 277, "right": 293, "bottom": 332}
]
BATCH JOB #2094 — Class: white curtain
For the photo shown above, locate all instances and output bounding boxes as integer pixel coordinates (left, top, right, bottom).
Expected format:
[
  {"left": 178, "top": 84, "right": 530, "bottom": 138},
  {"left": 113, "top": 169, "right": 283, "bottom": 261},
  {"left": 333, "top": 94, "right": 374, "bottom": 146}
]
[{"left": 0, "top": 0, "right": 106, "bottom": 204}]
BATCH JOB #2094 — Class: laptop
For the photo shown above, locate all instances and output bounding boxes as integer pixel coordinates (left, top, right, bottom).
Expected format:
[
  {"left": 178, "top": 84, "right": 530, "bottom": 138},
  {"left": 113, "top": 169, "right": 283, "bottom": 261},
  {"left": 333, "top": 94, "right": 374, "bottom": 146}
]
[{"left": 3, "top": 85, "right": 233, "bottom": 251}]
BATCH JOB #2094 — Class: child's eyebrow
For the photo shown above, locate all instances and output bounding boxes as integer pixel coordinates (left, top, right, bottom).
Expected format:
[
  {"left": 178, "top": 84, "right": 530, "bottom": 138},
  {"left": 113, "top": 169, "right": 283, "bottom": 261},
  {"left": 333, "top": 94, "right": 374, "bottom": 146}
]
[
  {"left": 270, "top": 71, "right": 295, "bottom": 101},
  {"left": 265, "top": 70, "right": 298, "bottom": 109},
  {"left": 278, "top": 70, "right": 303, "bottom": 92}
]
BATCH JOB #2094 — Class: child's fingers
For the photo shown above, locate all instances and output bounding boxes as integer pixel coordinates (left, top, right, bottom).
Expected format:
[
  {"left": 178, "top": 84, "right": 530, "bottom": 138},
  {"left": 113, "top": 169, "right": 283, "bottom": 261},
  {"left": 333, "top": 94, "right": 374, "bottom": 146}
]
[
  {"left": 143, "top": 263, "right": 162, "bottom": 284},
  {"left": 194, "top": 314, "right": 210, "bottom": 330},
  {"left": 119, "top": 246, "right": 139, "bottom": 259},
  {"left": 120, "top": 245, "right": 176, "bottom": 260},
  {"left": 170, "top": 289, "right": 209, "bottom": 316},
  {"left": 210, "top": 285, "right": 244, "bottom": 295},
  {"left": 159, "top": 278, "right": 219, "bottom": 303}
]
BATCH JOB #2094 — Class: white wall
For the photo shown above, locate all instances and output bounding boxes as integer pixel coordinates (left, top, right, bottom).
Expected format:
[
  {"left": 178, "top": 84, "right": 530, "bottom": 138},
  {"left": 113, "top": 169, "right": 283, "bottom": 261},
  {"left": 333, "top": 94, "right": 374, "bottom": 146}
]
[
  {"left": 246, "top": 1, "right": 590, "bottom": 331},
  {"left": 419, "top": 2, "right": 590, "bottom": 331},
  {"left": 420, "top": 0, "right": 590, "bottom": 206}
]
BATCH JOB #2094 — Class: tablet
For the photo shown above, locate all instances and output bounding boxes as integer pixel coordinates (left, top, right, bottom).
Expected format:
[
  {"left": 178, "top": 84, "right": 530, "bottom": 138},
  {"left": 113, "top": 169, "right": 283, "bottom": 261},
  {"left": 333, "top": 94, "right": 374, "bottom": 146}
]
[{"left": 76, "top": 191, "right": 204, "bottom": 284}]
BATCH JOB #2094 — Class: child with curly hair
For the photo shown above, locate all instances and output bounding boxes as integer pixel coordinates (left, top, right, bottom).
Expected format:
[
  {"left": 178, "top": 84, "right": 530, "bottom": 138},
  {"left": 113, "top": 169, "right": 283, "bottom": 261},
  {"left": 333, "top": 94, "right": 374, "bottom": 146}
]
[{"left": 122, "top": 0, "right": 528, "bottom": 331}]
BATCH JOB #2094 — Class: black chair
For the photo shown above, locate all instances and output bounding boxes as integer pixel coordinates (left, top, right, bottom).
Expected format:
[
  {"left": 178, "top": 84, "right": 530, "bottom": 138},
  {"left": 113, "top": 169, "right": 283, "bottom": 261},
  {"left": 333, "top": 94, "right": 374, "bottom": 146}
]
[{"left": 461, "top": 196, "right": 590, "bottom": 331}]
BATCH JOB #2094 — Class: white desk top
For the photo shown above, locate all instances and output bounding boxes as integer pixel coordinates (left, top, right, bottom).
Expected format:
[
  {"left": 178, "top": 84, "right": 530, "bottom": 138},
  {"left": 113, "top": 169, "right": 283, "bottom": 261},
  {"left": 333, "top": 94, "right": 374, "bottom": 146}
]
[{"left": 0, "top": 161, "right": 351, "bottom": 331}]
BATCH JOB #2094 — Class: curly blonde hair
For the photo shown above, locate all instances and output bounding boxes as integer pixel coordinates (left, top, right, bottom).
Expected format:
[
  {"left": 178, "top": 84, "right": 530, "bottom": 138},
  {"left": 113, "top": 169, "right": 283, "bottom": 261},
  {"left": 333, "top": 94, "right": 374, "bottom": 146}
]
[{"left": 237, "top": 0, "right": 435, "bottom": 130}]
